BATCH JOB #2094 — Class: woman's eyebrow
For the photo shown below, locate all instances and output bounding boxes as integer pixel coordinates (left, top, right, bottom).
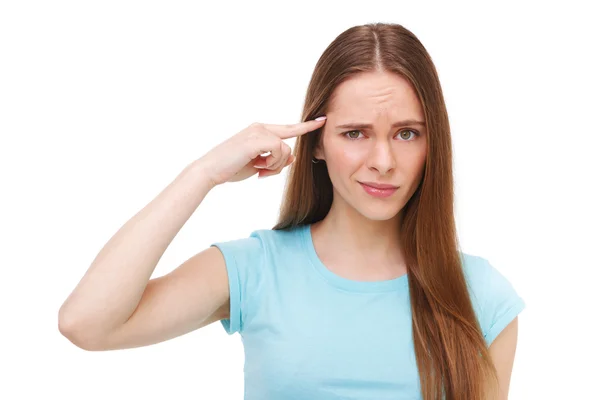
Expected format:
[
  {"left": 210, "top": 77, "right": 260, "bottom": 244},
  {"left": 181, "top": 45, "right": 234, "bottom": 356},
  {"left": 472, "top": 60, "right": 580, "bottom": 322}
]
[{"left": 335, "top": 120, "right": 426, "bottom": 129}]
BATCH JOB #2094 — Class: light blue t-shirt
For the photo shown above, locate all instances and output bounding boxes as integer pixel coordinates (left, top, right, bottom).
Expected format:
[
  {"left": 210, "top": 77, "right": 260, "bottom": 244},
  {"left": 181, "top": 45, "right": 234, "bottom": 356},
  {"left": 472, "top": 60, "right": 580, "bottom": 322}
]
[{"left": 210, "top": 223, "right": 526, "bottom": 400}]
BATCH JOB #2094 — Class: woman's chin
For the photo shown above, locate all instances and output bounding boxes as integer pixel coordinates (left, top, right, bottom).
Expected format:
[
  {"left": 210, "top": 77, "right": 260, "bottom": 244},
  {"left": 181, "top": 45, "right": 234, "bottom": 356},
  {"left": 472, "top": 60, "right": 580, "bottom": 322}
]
[{"left": 357, "top": 204, "right": 404, "bottom": 222}]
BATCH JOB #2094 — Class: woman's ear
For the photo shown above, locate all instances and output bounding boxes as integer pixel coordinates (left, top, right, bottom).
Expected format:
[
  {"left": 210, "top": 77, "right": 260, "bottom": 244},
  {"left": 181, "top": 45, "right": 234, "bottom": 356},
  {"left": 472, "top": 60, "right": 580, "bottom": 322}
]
[
  {"left": 313, "top": 144, "right": 324, "bottom": 161},
  {"left": 313, "top": 130, "right": 326, "bottom": 160}
]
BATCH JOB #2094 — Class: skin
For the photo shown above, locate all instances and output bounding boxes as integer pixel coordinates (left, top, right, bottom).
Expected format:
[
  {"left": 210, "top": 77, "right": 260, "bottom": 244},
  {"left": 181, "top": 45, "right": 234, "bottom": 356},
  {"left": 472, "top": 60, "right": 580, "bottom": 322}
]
[
  {"left": 489, "top": 317, "right": 519, "bottom": 399},
  {"left": 311, "top": 69, "right": 428, "bottom": 280}
]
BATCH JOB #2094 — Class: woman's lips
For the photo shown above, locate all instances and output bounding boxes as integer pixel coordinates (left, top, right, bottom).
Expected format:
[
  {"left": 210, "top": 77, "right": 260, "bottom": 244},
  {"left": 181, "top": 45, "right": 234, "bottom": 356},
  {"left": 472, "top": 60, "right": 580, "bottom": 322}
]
[{"left": 359, "top": 182, "right": 399, "bottom": 198}]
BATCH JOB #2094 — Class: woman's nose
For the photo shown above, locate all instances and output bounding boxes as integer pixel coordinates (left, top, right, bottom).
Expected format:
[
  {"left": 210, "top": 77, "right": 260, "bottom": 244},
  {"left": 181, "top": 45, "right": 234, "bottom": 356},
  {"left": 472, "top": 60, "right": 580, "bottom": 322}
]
[{"left": 366, "top": 141, "right": 396, "bottom": 175}]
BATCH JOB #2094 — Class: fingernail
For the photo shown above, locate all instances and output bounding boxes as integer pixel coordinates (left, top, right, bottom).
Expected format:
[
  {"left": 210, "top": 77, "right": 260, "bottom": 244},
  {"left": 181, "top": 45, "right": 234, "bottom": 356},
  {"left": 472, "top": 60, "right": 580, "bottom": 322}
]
[{"left": 314, "top": 116, "right": 327, "bottom": 121}]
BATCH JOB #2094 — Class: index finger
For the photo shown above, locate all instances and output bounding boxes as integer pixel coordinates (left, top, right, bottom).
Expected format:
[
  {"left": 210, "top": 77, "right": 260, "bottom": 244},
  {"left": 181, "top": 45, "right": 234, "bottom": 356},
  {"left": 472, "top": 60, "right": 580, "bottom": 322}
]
[{"left": 263, "top": 116, "right": 327, "bottom": 139}]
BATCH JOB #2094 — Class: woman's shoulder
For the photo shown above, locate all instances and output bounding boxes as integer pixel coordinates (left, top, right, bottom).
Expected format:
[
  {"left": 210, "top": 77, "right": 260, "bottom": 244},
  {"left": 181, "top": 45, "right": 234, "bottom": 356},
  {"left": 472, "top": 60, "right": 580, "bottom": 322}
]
[
  {"left": 458, "top": 251, "right": 522, "bottom": 311},
  {"left": 458, "top": 251, "right": 526, "bottom": 345},
  {"left": 459, "top": 251, "right": 495, "bottom": 284},
  {"left": 459, "top": 251, "right": 520, "bottom": 291},
  {"left": 210, "top": 224, "right": 304, "bottom": 261}
]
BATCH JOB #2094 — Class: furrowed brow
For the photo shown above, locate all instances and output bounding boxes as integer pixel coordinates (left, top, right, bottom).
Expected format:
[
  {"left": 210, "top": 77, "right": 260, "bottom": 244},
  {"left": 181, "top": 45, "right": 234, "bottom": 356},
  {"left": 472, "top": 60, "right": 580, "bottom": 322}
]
[{"left": 335, "top": 119, "right": 426, "bottom": 129}]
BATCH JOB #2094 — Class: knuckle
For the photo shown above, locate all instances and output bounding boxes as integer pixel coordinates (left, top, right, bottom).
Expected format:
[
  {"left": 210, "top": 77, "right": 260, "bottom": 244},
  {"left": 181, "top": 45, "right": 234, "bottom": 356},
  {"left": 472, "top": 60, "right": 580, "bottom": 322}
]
[
  {"left": 271, "top": 157, "right": 283, "bottom": 168},
  {"left": 267, "top": 157, "right": 281, "bottom": 169}
]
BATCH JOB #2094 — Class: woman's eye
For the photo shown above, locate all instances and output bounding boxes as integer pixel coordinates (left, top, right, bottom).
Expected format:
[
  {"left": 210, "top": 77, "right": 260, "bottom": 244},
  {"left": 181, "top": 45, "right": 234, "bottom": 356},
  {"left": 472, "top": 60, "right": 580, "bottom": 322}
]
[
  {"left": 343, "top": 129, "right": 420, "bottom": 140},
  {"left": 344, "top": 130, "right": 363, "bottom": 139},
  {"left": 398, "top": 129, "right": 419, "bottom": 140}
]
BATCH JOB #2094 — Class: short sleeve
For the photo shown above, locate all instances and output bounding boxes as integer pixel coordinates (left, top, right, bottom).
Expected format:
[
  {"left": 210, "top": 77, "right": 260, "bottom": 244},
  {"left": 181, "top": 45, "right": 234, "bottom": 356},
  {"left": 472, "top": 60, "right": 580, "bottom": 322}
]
[
  {"left": 477, "top": 258, "right": 526, "bottom": 347},
  {"left": 210, "top": 231, "right": 265, "bottom": 336}
]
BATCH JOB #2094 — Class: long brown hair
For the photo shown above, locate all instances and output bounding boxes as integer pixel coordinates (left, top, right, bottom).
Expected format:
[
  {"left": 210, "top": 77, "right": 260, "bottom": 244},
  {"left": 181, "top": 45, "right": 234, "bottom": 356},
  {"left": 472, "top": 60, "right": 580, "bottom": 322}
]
[{"left": 271, "top": 23, "right": 499, "bottom": 399}]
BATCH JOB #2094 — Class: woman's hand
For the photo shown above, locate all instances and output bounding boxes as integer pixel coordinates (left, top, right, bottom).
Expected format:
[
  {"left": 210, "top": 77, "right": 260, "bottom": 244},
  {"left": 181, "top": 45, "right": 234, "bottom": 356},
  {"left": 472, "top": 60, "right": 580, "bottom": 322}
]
[{"left": 199, "top": 117, "right": 327, "bottom": 186}]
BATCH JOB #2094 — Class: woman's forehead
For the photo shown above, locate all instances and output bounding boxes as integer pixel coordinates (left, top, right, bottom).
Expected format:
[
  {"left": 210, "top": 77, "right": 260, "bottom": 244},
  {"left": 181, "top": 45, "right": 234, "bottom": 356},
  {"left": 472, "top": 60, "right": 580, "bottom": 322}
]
[{"left": 327, "top": 72, "right": 423, "bottom": 120}]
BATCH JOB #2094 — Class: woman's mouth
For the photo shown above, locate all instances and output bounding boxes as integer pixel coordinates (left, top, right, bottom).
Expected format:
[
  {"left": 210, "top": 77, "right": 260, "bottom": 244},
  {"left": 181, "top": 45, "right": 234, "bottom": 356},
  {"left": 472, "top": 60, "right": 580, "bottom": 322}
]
[{"left": 359, "top": 182, "right": 399, "bottom": 198}]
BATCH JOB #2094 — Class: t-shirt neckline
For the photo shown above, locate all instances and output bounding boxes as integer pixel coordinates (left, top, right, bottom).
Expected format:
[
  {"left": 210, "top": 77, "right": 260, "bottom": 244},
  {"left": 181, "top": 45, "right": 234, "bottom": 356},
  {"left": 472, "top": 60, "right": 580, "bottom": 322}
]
[{"left": 299, "top": 223, "right": 409, "bottom": 293}]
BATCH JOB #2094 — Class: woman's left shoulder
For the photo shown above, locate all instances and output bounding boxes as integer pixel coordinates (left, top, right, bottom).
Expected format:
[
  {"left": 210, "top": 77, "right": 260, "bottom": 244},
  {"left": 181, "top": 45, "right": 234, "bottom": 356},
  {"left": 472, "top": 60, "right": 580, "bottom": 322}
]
[
  {"left": 459, "top": 251, "right": 526, "bottom": 346},
  {"left": 459, "top": 252, "right": 517, "bottom": 289}
]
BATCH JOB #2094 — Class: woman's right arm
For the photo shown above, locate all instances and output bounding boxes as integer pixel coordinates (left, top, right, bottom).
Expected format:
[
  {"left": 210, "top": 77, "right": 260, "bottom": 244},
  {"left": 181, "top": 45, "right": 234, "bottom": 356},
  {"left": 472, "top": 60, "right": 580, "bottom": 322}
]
[
  {"left": 58, "top": 117, "right": 326, "bottom": 351},
  {"left": 58, "top": 160, "right": 227, "bottom": 351}
]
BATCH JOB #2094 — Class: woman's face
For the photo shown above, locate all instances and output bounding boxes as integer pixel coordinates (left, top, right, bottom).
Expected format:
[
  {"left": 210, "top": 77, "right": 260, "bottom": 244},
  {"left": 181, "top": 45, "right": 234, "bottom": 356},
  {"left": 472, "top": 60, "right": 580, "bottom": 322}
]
[{"left": 314, "top": 70, "right": 428, "bottom": 221}]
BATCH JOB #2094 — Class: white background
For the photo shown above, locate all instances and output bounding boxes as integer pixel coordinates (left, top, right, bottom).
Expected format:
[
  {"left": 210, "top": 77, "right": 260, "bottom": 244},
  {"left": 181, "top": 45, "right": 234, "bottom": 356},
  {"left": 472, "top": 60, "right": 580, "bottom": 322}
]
[{"left": 1, "top": 1, "right": 598, "bottom": 399}]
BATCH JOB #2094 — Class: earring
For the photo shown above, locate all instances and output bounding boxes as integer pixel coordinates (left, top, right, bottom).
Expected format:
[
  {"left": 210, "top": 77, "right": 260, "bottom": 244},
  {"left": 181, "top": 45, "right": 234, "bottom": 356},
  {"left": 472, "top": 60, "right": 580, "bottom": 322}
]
[{"left": 312, "top": 157, "right": 320, "bottom": 164}]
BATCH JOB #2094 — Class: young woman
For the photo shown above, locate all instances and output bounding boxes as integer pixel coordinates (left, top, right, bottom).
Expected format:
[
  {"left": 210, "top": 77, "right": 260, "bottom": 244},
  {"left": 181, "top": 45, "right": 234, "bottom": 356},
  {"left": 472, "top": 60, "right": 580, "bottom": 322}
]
[{"left": 59, "top": 23, "right": 525, "bottom": 400}]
